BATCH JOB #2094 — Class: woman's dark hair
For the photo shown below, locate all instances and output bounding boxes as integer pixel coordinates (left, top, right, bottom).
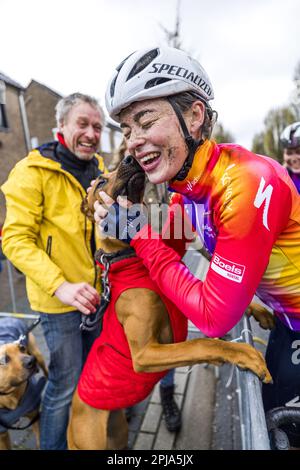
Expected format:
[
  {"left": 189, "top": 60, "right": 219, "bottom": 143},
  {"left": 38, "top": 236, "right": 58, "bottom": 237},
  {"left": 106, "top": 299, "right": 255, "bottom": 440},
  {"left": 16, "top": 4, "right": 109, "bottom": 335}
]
[{"left": 168, "top": 91, "right": 217, "bottom": 139}]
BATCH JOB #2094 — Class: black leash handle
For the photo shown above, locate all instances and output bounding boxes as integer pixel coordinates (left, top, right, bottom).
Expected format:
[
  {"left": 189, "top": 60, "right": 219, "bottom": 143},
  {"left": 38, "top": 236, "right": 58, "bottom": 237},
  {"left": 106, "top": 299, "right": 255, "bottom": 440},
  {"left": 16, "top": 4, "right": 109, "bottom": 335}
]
[{"left": 80, "top": 299, "right": 108, "bottom": 332}]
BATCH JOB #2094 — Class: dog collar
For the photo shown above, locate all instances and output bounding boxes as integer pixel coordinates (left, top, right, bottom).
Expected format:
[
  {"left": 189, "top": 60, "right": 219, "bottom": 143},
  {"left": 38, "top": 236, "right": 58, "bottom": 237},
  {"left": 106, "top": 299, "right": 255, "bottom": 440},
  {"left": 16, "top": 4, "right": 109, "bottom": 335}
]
[
  {"left": 95, "top": 247, "right": 136, "bottom": 267},
  {"left": 0, "top": 376, "right": 46, "bottom": 432}
]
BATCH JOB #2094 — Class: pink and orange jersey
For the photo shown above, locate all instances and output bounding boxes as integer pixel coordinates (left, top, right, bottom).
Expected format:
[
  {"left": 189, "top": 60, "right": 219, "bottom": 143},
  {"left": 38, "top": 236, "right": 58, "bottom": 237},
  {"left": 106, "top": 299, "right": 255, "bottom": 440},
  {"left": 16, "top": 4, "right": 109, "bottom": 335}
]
[{"left": 132, "top": 140, "right": 300, "bottom": 336}]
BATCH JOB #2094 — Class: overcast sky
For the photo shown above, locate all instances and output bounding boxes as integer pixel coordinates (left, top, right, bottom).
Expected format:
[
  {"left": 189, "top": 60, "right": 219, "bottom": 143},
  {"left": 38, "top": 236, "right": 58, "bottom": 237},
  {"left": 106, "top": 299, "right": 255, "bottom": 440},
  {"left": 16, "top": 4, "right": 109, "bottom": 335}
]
[{"left": 1, "top": 0, "right": 299, "bottom": 148}]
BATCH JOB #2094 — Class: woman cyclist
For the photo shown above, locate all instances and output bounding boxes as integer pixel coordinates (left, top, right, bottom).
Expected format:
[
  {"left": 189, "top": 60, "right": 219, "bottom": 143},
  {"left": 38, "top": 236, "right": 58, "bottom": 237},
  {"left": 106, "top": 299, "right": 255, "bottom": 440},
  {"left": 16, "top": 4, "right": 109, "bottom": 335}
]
[{"left": 97, "top": 46, "right": 300, "bottom": 447}]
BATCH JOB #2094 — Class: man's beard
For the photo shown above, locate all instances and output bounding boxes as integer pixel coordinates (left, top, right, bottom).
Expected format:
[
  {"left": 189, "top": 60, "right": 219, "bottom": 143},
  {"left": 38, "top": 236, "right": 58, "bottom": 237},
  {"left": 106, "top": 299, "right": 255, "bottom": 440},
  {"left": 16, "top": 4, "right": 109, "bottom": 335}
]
[{"left": 74, "top": 150, "right": 96, "bottom": 161}]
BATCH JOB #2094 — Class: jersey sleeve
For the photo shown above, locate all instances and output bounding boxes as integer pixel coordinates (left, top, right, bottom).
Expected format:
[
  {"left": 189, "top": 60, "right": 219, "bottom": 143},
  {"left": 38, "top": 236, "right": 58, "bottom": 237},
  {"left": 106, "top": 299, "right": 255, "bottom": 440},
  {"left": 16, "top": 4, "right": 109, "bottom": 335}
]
[
  {"left": 160, "top": 193, "right": 195, "bottom": 258},
  {"left": 131, "top": 166, "right": 290, "bottom": 337}
]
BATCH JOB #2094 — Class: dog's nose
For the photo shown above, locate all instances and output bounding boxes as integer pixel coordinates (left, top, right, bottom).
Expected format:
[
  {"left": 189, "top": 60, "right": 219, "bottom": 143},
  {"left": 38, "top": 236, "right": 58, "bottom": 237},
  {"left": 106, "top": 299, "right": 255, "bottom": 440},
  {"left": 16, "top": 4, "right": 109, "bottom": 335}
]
[
  {"left": 22, "top": 355, "right": 36, "bottom": 370},
  {"left": 123, "top": 155, "right": 134, "bottom": 165}
]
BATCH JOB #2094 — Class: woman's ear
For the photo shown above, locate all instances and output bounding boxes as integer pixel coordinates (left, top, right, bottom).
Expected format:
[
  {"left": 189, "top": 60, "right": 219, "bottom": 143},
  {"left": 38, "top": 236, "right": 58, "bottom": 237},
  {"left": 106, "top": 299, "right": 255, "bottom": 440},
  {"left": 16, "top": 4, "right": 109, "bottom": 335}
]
[{"left": 189, "top": 101, "right": 205, "bottom": 138}]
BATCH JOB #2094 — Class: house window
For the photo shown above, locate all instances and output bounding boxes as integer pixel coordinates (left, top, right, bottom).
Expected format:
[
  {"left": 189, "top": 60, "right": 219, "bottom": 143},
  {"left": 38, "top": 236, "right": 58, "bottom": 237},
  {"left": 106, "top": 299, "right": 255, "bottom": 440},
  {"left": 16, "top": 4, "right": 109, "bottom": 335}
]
[
  {"left": 31, "top": 136, "right": 39, "bottom": 149},
  {"left": 0, "top": 81, "right": 9, "bottom": 130},
  {"left": 52, "top": 127, "right": 58, "bottom": 140},
  {"left": 101, "top": 127, "right": 112, "bottom": 153},
  {"left": 0, "top": 104, "right": 8, "bottom": 129},
  {"left": 100, "top": 126, "right": 123, "bottom": 154}
]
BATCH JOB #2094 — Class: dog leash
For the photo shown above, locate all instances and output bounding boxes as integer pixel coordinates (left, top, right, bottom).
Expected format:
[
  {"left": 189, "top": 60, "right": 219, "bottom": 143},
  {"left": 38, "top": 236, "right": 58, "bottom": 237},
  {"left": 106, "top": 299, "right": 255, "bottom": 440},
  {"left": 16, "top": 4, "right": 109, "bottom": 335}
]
[
  {"left": 80, "top": 248, "right": 136, "bottom": 332},
  {"left": 80, "top": 298, "right": 110, "bottom": 332},
  {"left": 0, "top": 409, "right": 40, "bottom": 431},
  {"left": 80, "top": 253, "right": 111, "bottom": 332},
  {"left": 14, "top": 316, "right": 41, "bottom": 348}
]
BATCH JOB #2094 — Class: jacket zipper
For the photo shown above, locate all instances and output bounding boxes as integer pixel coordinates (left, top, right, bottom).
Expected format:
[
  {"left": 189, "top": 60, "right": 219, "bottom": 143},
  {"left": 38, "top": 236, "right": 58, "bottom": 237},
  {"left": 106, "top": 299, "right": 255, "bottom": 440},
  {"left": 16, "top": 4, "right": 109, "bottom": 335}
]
[
  {"left": 78, "top": 189, "right": 98, "bottom": 288},
  {"left": 46, "top": 236, "right": 52, "bottom": 257}
]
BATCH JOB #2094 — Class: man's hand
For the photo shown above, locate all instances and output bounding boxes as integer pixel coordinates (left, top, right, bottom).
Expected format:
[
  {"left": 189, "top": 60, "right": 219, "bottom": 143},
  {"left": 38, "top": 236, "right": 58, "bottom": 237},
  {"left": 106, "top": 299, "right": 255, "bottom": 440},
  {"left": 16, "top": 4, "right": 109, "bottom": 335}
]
[
  {"left": 87, "top": 179, "right": 96, "bottom": 195},
  {"left": 54, "top": 281, "right": 100, "bottom": 315}
]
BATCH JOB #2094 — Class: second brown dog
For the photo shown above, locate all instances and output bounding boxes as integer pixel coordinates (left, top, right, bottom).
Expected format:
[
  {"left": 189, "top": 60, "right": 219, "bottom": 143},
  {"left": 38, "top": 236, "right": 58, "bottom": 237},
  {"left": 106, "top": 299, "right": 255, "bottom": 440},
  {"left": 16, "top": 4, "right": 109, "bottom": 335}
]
[{"left": 0, "top": 317, "right": 48, "bottom": 450}]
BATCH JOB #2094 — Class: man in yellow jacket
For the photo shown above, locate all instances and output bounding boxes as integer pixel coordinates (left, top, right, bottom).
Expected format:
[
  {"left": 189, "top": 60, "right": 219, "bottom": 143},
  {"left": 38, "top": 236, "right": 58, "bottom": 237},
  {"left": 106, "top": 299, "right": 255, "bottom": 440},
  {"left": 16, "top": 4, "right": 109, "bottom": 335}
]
[{"left": 1, "top": 93, "right": 106, "bottom": 449}]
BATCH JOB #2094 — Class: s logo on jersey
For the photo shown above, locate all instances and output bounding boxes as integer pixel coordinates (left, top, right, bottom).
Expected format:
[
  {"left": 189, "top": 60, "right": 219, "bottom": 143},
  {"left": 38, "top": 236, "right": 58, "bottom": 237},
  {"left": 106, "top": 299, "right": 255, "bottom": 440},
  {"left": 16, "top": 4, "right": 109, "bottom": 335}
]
[
  {"left": 211, "top": 253, "right": 245, "bottom": 283},
  {"left": 254, "top": 177, "right": 273, "bottom": 231}
]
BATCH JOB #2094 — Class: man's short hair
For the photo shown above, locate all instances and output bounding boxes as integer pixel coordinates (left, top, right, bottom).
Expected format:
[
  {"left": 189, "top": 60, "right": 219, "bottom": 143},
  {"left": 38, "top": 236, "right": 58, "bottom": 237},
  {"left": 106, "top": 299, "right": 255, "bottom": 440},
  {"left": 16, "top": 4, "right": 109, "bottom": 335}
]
[{"left": 55, "top": 93, "right": 105, "bottom": 128}]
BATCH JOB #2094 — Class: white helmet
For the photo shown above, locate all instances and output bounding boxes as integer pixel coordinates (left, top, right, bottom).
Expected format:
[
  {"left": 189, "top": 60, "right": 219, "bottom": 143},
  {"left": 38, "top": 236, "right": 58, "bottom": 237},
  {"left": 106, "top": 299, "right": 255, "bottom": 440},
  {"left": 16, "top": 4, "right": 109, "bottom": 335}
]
[
  {"left": 280, "top": 122, "right": 300, "bottom": 149},
  {"left": 105, "top": 46, "right": 214, "bottom": 122}
]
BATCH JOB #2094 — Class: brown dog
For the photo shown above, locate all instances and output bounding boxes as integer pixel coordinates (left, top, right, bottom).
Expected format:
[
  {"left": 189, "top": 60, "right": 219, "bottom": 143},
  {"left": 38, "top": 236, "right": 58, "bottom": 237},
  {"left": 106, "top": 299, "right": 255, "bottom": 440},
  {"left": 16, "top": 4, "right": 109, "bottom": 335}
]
[
  {"left": 67, "top": 155, "right": 272, "bottom": 450},
  {"left": 0, "top": 318, "right": 48, "bottom": 450}
]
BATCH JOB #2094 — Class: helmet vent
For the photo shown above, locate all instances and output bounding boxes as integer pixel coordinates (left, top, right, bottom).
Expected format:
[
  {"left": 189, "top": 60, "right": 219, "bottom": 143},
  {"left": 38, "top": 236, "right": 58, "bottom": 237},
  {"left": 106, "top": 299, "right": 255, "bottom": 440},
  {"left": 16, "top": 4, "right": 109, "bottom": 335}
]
[
  {"left": 116, "top": 52, "right": 135, "bottom": 72},
  {"left": 280, "top": 122, "right": 300, "bottom": 149},
  {"left": 145, "top": 77, "right": 172, "bottom": 89},
  {"left": 290, "top": 126, "right": 300, "bottom": 147},
  {"left": 110, "top": 75, "right": 118, "bottom": 98},
  {"left": 110, "top": 52, "right": 136, "bottom": 97},
  {"left": 127, "top": 49, "right": 159, "bottom": 81}
]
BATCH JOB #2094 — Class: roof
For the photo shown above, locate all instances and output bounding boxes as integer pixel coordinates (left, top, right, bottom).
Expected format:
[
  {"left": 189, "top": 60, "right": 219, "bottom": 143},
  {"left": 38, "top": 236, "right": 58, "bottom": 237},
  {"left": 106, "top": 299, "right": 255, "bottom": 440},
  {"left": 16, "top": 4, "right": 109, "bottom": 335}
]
[
  {"left": 0, "top": 72, "right": 24, "bottom": 90},
  {"left": 26, "top": 79, "right": 63, "bottom": 99}
]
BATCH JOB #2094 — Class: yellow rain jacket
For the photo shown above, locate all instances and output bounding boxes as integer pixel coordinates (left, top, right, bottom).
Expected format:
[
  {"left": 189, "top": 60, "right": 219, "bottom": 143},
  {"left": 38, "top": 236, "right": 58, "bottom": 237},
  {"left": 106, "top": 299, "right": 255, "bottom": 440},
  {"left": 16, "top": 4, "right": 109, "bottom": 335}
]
[{"left": 1, "top": 146, "right": 106, "bottom": 313}]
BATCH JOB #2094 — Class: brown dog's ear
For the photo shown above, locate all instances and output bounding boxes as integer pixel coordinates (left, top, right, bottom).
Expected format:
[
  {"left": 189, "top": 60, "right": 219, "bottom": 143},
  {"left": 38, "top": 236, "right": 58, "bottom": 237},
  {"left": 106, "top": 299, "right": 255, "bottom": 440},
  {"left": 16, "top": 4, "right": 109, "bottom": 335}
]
[
  {"left": 81, "top": 197, "right": 95, "bottom": 221},
  {"left": 81, "top": 175, "right": 107, "bottom": 221}
]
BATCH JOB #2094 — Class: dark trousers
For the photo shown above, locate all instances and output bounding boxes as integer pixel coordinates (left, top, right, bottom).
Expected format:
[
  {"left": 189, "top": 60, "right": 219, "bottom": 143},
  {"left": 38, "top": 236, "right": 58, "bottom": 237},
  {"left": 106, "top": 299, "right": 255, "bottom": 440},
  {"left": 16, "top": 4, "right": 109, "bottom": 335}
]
[
  {"left": 39, "top": 311, "right": 100, "bottom": 450},
  {"left": 262, "top": 317, "right": 300, "bottom": 447}
]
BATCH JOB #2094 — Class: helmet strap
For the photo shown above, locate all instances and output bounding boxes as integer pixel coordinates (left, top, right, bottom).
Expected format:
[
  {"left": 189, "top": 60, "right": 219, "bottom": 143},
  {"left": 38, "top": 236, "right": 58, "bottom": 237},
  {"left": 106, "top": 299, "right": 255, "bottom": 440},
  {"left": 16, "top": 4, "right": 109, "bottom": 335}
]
[{"left": 167, "top": 97, "right": 203, "bottom": 181}]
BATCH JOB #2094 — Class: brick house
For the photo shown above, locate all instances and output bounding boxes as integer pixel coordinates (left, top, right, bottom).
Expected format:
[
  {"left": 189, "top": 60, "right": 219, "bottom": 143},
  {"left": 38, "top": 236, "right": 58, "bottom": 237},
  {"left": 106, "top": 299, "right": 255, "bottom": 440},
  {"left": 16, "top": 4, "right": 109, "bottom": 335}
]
[
  {"left": 24, "top": 80, "right": 122, "bottom": 168},
  {"left": 0, "top": 74, "right": 122, "bottom": 226},
  {"left": 0, "top": 72, "right": 30, "bottom": 226},
  {"left": 24, "top": 79, "right": 62, "bottom": 147}
]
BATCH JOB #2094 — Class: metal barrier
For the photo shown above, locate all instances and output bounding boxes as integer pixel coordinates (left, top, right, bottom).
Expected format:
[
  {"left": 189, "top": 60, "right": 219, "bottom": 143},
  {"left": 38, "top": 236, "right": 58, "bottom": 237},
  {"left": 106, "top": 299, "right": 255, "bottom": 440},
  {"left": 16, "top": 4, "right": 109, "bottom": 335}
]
[
  {"left": 234, "top": 315, "right": 270, "bottom": 449},
  {"left": 0, "top": 312, "right": 40, "bottom": 319},
  {"left": 6, "top": 259, "right": 17, "bottom": 313},
  {"left": 185, "top": 252, "right": 270, "bottom": 449},
  {"left": 0, "top": 256, "right": 38, "bottom": 320},
  {"left": 0, "top": 257, "right": 18, "bottom": 313},
  {"left": 1, "top": 234, "right": 22, "bottom": 314}
]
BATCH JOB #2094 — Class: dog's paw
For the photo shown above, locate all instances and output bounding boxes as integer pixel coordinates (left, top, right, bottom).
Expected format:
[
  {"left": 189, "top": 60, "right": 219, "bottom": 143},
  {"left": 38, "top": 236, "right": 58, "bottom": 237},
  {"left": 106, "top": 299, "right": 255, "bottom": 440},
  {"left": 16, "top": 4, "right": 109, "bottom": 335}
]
[
  {"left": 246, "top": 302, "right": 275, "bottom": 330},
  {"left": 232, "top": 342, "right": 272, "bottom": 384}
]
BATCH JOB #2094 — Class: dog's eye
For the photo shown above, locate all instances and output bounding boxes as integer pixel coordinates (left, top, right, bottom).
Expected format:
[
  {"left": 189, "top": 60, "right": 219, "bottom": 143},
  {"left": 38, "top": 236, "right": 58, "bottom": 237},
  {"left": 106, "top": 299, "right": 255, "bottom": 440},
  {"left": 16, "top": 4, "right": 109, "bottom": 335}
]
[
  {"left": 0, "top": 354, "right": 10, "bottom": 366},
  {"left": 19, "top": 344, "right": 26, "bottom": 353},
  {"left": 95, "top": 178, "right": 107, "bottom": 190}
]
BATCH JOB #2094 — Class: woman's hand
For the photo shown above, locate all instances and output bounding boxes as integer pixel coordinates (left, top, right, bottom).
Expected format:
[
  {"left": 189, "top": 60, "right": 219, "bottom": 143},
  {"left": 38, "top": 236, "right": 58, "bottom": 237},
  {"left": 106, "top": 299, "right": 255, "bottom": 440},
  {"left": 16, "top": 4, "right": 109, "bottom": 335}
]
[
  {"left": 93, "top": 191, "right": 118, "bottom": 224},
  {"left": 94, "top": 191, "right": 148, "bottom": 244}
]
